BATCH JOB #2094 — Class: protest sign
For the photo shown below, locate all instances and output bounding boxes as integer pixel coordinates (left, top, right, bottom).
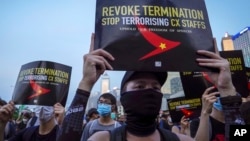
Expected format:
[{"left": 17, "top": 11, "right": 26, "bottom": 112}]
[
  {"left": 220, "top": 50, "right": 248, "bottom": 97},
  {"left": 94, "top": 0, "right": 214, "bottom": 71},
  {"left": 246, "top": 67, "right": 250, "bottom": 91},
  {"left": 179, "top": 71, "right": 215, "bottom": 98},
  {"left": 12, "top": 61, "right": 72, "bottom": 106},
  {"left": 167, "top": 97, "right": 202, "bottom": 123},
  {"left": 180, "top": 50, "right": 249, "bottom": 98}
]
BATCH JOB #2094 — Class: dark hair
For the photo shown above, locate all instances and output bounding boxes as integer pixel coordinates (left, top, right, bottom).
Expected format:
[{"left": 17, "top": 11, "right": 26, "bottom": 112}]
[
  {"left": 0, "top": 98, "right": 7, "bottom": 106},
  {"left": 98, "top": 93, "right": 116, "bottom": 105},
  {"left": 87, "top": 108, "right": 98, "bottom": 118},
  {"left": 23, "top": 112, "right": 31, "bottom": 119}
]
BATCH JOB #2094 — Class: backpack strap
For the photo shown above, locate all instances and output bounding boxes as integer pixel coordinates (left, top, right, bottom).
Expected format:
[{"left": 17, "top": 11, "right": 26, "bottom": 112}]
[
  {"left": 89, "top": 119, "right": 97, "bottom": 135},
  {"left": 158, "top": 127, "right": 180, "bottom": 141},
  {"left": 30, "top": 116, "right": 38, "bottom": 127},
  {"left": 109, "top": 125, "right": 126, "bottom": 141}
]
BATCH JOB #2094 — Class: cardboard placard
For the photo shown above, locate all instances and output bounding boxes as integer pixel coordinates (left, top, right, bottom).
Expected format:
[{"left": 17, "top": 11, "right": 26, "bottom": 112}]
[
  {"left": 220, "top": 50, "right": 248, "bottom": 97},
  {"left": 12, "top": 61, "right": 72, "bottom": 106},
  {"left": 167, "top": 97, "right": 202, "bottom": 123},
  {"left": 94, "top": 0, "right": 214, "bottom": 71}
]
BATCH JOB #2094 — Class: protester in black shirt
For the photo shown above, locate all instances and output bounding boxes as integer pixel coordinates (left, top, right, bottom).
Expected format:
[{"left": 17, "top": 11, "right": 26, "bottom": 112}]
[{"left": 9, "top": 103, "right": 64, "bottom": 141}]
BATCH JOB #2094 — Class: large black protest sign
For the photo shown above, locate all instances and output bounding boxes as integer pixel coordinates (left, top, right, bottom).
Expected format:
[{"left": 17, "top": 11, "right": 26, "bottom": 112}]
[
  {"left": 12, "top": 61, "right": 72, "bottom": 106},
  {"left": 220, "top": 50, "right": 249, "bottom": 97},
  {"left": 180, "top": 50, "right": 249, "bottom": 98},
  {"left": 180, "top": 72, "right": 215, "bottom": 98},
  {"left": 95, "top": 0, "right": 214, "bottom": 71},
  {"left": 246, "top": 67, "right": 250, "bottom": 91}
]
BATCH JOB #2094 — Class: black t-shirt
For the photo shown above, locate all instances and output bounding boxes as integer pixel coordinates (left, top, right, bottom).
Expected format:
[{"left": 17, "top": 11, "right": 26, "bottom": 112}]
[
  {"left": 8, "top": 125, "right": 58, "bottom": 141},
  {"left": 189, "top": 116, "right": 225, "bottom": 141},
  {"left": 210, "top": 116, "right": 225, "bottom": 141},
  {"left": 16, "top": 121, "right": 27, "bottom": 131},
  {"left": 159, "top": 119, "right": 173, "bottom": 131},
  {"left": 189, "top": 117, "right": 200, "bottom": 138}
]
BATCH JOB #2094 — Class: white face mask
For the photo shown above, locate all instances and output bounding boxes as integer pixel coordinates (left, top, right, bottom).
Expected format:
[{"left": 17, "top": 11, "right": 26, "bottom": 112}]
[
  {"left": 39, "top": 106, "right": 54, "bottom": 123},
  {"left": 22, "top": 118, "right": 28, "bottom": 124},
  {"left": 167, "top": 117, "right": 172, "bottom": 123},
  {"left": 34, "top": 107, "right": 42, "bottom": 117}
]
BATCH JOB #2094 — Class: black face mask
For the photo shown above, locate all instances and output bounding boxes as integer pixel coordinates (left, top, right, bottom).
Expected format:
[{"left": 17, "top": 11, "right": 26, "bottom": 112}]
[{"left": 120, "top": 89, "right": 163, "bottom": 136}]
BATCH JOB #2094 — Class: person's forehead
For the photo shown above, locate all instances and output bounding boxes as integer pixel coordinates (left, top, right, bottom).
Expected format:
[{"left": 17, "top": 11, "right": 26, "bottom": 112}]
[
  {"left": 99, "top": 97, "right": 111, "bottom": 102},
  {"left": 129, "top": 72, "right": 159, "bottom": 82}
]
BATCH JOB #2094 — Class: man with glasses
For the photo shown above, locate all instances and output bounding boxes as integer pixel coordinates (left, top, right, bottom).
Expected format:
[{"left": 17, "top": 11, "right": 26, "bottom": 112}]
[{"left": 80, "top": 93, "right": 121, "bottom": 141}]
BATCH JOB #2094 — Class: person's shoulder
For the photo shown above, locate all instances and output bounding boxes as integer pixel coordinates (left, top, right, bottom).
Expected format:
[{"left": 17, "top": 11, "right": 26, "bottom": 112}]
[
  {"left": 115, "top": 121, "right": 122, "bottom": 127},
  {"left": 175, "top": 133, "right": 195, "bottom": 141},
  {"left": 24, "top": 125, "right": 39, "bottom": 133},
  {"left": 87, "top": 130, "right": 110, "bottom": 141},
  {"left": 84, "top": 120, "right": 96, "bottom": 129},
  {"left": 88, "top": 119, "right": 96, "bottom": 124}
]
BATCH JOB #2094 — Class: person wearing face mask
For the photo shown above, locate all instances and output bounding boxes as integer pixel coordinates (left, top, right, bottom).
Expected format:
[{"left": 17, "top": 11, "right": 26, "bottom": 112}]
[
  {"left": 26, "top": 107, "right": 41, "bottom": 128},
  {"left": 57, "top": 36, "right": 240, "bottom": 141},
  {"left": 6, "top": 102, "right": 65, "bottom": 141},
  {"left": 189, "top": 86, "right": 225, "bottom": 141},
  {"left": 88, "top": 70, "right": 194, "bottom": 141},
  {"left": 15, "top": 111, "right": 31, "bottom": 132},
  {"left": 159, "top": 112, "right": 174, "bottom": 131},
  {"left": 190, "top": 85, "right": 242, "bottom": 141},
  {"left": 80, "top": 93, "right": 121, "bottom": 141},
  {"left": 82, "top": 50, "right": 240, "bottom": 141}
]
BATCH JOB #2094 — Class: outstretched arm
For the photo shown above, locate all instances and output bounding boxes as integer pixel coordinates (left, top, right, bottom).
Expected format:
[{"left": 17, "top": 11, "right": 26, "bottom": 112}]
[
  {"left": 196, "top": 50, "right": 241, "bottom": 141},
  {"left": 54, "top": 103, "right": 65, "bottom": 126},
  {"left": 196, "top": 50, "right": 236, "bottom": 97},
  {"left": 57, "top": 33, "right": 114, "bottom": 141},
  {"left": 194, "top": 86, "right": 219, "bottom": 141}
]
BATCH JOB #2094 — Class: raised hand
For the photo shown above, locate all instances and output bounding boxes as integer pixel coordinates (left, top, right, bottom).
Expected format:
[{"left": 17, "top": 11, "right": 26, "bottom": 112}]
[{"left": 196, "top": 50, "right": 236, "bottom": 97}]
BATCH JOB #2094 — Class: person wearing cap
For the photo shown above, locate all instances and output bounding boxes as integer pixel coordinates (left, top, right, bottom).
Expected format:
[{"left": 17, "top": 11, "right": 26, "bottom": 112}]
[
  {"left": 88, "top": 69, "right": 193, "bottom": 141},
  {"left": 57, "top": 44, "right": 191, "bottom": 140},
  {"left": 57, "top": 34, "right": 238, "bottom": 141}
]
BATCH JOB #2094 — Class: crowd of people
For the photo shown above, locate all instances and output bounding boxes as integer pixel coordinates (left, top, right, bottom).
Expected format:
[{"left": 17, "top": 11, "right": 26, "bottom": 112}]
[
  {"left": 0, "top": 101, "right": 65, "bottom": 141},
  {"left": 0, "top": 34, "right": 250, "bottom": 141}
]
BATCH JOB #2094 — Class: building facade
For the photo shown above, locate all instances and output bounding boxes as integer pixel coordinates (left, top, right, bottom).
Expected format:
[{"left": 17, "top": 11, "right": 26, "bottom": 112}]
[
  {"left": 232, "top": 27, "right": 250, "bottom": 67},
  {"left": 221, "top": 32, "right": 235, "bottom": 51},
  {"left": 101, "top": 72, "right": 110, "bottom": 94}
]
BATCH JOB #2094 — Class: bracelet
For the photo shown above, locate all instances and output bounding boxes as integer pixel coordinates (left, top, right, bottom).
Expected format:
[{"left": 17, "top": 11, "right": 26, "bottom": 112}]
[{"left": 76, "top": 89, "right": 90, "bottom": 96}]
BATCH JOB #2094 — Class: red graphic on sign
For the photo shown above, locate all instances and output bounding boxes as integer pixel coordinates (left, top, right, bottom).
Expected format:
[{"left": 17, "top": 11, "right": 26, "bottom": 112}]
[
  {"left": 28, "top": 80, "right": 51, "bottom": 99},
  {"left": 136, "top": 24, "right": 181, "bottom": 60},
  {"left": 181, "top": 108, "right": 194, "bottom": 118},
  {"left": 202, "top": 72, "right": 216, "bottom": 88}
]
